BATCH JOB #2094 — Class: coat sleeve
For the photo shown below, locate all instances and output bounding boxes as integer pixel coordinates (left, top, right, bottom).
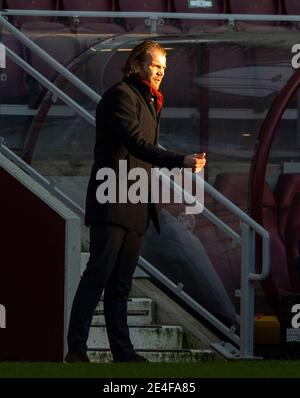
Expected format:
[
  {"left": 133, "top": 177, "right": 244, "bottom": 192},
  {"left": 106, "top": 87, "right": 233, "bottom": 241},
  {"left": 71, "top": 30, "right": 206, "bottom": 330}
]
[{"left": 104, "top": 86, "right": 185, "bottom": 169}]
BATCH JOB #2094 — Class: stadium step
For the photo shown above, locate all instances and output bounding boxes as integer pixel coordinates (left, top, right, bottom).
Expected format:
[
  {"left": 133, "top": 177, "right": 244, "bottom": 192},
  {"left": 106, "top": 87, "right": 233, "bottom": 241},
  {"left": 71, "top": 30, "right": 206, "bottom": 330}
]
[
  {"left": 87, "top": 325, "right": 183, "bottom": 350},
  {"left": 87, "top": 349, "right": 215, "bottom": 363},
  {"left": 93, "top": 298, "right": 153, "bottom": 326},
  {"left": 81, "top": 253, "right": 215, "bottom": 362}
]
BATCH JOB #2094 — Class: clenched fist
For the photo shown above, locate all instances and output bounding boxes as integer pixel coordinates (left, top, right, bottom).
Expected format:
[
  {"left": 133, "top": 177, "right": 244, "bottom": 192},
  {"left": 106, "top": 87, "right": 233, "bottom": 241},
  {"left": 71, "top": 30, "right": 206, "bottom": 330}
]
[{"left": 183, "top": 152, "right": 206, "bottom": 173}]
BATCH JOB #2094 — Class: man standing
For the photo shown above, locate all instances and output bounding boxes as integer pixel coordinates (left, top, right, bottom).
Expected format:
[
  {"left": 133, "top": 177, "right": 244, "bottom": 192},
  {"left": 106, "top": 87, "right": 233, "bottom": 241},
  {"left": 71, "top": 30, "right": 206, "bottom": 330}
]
[{"left": 65, "top": 41, "right": 206, "bottom": 363}]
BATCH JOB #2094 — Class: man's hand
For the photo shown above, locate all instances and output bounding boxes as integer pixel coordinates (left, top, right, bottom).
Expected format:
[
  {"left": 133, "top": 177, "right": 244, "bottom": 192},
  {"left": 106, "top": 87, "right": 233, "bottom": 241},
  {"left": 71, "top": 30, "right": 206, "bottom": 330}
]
[{"left": 183, "top": 153, "right": 206, "bottom": 173}]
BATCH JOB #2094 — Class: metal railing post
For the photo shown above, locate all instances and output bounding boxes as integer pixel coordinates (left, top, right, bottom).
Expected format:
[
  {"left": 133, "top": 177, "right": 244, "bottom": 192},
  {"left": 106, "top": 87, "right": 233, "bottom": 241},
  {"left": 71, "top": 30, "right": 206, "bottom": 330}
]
[
  {"left": 240, "top": 222, "right": 256, "bottom": 358},
  {"left": 148, "top": 16, "right": 158, "bottom": 33}
]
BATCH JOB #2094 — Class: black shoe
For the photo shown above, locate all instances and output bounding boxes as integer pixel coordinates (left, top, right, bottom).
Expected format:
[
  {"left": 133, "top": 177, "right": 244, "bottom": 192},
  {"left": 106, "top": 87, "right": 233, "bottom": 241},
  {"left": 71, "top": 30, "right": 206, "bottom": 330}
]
[
  {"left": 64, "top": 352, "right": 90, "bottom": 363},
  {"left": 114, "top": 354, "right": 149, "bottom": 363}
]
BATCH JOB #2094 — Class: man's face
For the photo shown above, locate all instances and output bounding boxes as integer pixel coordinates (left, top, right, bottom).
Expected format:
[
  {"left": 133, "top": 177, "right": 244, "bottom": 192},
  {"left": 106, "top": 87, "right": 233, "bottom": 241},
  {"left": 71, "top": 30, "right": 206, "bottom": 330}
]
[{"left": 137, "top": 49, "right": 167, "bottom": 90}]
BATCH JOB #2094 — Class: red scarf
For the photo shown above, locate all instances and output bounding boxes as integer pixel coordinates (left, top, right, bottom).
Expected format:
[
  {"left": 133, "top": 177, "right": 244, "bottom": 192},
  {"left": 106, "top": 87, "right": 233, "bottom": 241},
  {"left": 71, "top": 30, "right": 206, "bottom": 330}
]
[{"left": 141, "top": 79, "right": 164, "bottom": 114}]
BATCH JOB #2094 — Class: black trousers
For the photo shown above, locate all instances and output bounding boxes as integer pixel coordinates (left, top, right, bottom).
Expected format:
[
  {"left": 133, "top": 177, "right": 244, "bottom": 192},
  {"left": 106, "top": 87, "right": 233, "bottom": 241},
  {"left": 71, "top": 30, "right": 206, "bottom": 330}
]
[{"left": 67, "top": 223, "right": 143, "bottom": 360}]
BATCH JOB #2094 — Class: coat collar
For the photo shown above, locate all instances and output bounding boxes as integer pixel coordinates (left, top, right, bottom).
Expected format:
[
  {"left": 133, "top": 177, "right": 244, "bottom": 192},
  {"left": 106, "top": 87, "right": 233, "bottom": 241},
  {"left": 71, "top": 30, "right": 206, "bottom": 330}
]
[{"left": 123, "top": 74, "right": 160, "bottom": 121}]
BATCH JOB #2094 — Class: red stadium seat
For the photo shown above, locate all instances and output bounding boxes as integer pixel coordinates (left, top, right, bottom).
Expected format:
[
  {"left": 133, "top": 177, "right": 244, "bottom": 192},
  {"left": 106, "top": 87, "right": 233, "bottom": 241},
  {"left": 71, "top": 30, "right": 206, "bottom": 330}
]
[
  {"left": 61, "top": 0, "right": 123, "bottom": 33},
  {"left": 284, "top": 0, "right": 300, "bottom": 14},
  {"left": 20, "top": 21, "right": 71, "bottom": 35},
  {"left": 20, "top": 28, "right": 81, "bottom": 107},
  {"left": 0, "top": 33, "right": 27, "bottom": 101},
  {"left": 274, "top": 174, "right": 300, "bottom": 293},
  {"left": 75, "top": 22, "right": 125, "bottom": 35},
  {"left": 118, "top": 0, "right": 179, "bottom": 33},
  {"left": 4, "top": 0, "right": 58, "bottom": 28},
  {"left": 28, "top": 33, "right": 81, "bottom": 83},
  {"left": 284, "top": 192, "right": 300, "bottom": 292},
  {"left": 283, "top": 0, "right": 300, "bottom": 29},
  {"left": 172, "top": 0, "right": 226, "bottom": 33},
  {"left": 275, "top": 173, "right": 300, "bottom": 241},
  {"left": 62, "top": 0, "right": 111, "bottom": 23},
  {"left": 228, "top": 0, "right": 285, "bottom": 31},
  {"left": 62, "top": 1, "right": 113, "bottom": 12}
]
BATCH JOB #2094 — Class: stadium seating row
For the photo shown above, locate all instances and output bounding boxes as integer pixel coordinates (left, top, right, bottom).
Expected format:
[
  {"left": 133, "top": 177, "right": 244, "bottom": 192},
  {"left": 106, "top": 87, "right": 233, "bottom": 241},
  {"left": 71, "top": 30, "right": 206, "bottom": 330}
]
[
  {"left": 1, "top": 1, "right": 300, "bottom": 32},
  {"left": 0, "top": 1, "right": 294, "bottom": 105}
]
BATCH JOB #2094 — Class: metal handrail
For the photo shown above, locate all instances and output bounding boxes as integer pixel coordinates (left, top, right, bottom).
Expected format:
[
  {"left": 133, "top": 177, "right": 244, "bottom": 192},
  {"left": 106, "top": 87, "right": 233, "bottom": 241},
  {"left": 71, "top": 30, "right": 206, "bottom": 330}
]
[
  {"left": 0, "top": 16, "right": 101, "bottom": 105},
  {"left": 204, "top": 181, "right": 270, "bottom": 282},
  {"left": 0, "top": 138, "right": 85, "bottom": 217},
  {"left": 1, "top": 9, "right": 300, "bottom": 23},
  {"left": 138, "top": 256, "right": 240, "bottom": 346},
  {"left": 158, "top": 165, "right": 270, "bottom": 283},
  {"left": 5, "top": 46, "right": 95, "bottom": 126}
]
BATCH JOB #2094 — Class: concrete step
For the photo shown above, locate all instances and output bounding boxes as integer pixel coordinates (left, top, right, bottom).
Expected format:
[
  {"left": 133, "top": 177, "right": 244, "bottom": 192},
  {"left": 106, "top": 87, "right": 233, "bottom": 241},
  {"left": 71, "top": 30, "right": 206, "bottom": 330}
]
[
  {"left": 87, "top": 325, "right": 183, "bottom": 350},
  {"left": 87, "top": 349, "right": 216, "bottom": 363},
  {"left": 93, "top": 298, "right": 153, "bottom": 326}
]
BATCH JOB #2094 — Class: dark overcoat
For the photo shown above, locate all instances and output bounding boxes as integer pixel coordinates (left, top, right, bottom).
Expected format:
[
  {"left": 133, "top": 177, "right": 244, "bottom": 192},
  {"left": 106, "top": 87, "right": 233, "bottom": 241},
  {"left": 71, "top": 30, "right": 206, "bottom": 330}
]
[{"left": 85, "top": 75, "right": 185, "bottom": 234}]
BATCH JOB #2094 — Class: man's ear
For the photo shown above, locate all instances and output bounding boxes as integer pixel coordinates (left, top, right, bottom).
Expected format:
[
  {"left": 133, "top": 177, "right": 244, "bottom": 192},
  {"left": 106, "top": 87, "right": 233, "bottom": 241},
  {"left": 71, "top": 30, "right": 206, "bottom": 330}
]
[{"left": 132, "top": 60, "right": 143, "bottom": 75}]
